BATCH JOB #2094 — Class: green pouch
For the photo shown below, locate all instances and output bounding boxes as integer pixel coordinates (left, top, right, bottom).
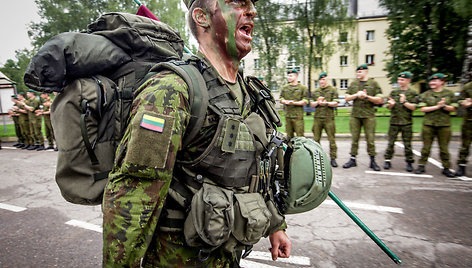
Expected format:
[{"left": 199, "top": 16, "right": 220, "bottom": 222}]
[
  {"left": 184, "top": 182, "right": 234, "bottom": 248},
  {"left": 232, "top": 193, "right": 271, "bottom": 245}
]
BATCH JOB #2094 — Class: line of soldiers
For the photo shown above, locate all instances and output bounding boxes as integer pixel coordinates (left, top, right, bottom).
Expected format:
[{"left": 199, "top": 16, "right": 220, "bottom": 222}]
[
  {"left": 8, "top": 90, "right": 56, "bottom": 151},
  {"left": 280, "top": 65, "right": 472, "bottom": 178}
]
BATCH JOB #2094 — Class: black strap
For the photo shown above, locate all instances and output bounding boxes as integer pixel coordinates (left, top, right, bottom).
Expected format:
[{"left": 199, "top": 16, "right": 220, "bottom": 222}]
[
  {"left": 93, "top": 170, "right": 110, "bottom": 181},
  {"left": 80, "top": 99, "right": 99, "bottom": 165}
]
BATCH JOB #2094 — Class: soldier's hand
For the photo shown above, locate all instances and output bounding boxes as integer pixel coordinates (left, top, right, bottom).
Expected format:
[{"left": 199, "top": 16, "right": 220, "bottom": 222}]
[
  {"left": 462, "top": 98, "right": 472, "bottom": 108},
  {"left": 387, "top": 97, "right": 396, "bottom": 106},
  {"left": 269, "top": 230, "right": 292, "bottom": 261},
  {"left": 317, "top": 96, "right": 325, "bottom": 102},
  {"left": 437, "top": 98, "right": 446, "bottom": 108},
  {"left": 399, "top": 94, "right": 406, "bottom": 103}
]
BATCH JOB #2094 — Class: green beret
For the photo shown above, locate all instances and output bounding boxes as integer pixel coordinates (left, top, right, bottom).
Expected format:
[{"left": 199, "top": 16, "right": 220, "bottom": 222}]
[
  {"left": 11, "top": 94, "right": 18, "bottom": 99},
  {"left": 429, "top": 73, "right": 446, "bottom": 81},
  {"left": 398, "top": 71, "right": 412, "bottom": 79},
  {"left": 319, "top": 72, "right": 327, "bottom": 80},
  {"left": 257, "top": 76, "right": 264, "bottom": 81},
  {"left": 357, "top": 64, "right": 368, "bottom": 70},
  {"left": 287, "top": 69, "right": 299, "bottom": 74},
  {"left": 27, "top": 89, "right": 37, "bottom": 93}
]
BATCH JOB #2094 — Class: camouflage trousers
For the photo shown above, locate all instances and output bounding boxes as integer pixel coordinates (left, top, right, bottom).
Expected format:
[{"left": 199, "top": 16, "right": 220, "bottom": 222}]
[
  {"left": 349, "top": 116, "right": 376, "bottom": 156},
  {"left": 285, "top": 116, "right": 304, "bottom": 139},
  {"left": 312, "top": 117, "right": 337, "bottom": 159},
  {"left": 458, "top": 119, "right": 472, "bottom": 165},
  {"left": 44, "top": 115, "right": 55, "bottom": 147},
  {"left": 384, "top": 124, "right": 414, "bottom": 162},
  {"left": 419, "top": 125, "right": 451, "bottom": 168},
  {"left": 29, "top": 116, "right": 44, "bottom": 146},
  {"left": 12, "top": 116, "right": 25, "bottom": 144},
  {"left": 19, "top": 116, "right": 33, "bottom": 145}
]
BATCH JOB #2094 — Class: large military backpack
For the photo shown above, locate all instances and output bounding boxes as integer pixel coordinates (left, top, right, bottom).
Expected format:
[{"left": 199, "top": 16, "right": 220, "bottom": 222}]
[{"left": 24, "top": 13, "right": 208, "bottom": 205}]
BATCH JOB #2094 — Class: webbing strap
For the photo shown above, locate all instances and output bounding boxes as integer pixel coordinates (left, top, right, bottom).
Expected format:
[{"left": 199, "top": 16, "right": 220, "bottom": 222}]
[
  {"left": 93, "top": 170, "right": 110, "bottom": 181},
  {"left": 80, "top": 99, "right": 99, "bottom": 165}
]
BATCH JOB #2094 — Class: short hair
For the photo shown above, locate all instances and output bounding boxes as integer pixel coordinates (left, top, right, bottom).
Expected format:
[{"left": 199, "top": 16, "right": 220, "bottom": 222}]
[{"left": 187, "top": 0, "right": 213, "bottom": 39}]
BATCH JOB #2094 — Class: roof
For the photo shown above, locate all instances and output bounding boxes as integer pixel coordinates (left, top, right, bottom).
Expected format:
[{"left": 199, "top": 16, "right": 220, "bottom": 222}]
[{"left": 0, "top": 71, "right": 16, "bottom": 87}]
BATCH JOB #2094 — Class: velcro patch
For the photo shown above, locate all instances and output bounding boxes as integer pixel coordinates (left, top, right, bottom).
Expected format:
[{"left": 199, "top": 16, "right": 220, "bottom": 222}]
[{"left": 140, "top": 114, "right": 165, "bottom": 132}]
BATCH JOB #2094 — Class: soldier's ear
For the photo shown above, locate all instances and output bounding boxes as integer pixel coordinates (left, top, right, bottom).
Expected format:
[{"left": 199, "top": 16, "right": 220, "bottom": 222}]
[{"left": 192, "top": 8, "right": 210, "bottom": 28}]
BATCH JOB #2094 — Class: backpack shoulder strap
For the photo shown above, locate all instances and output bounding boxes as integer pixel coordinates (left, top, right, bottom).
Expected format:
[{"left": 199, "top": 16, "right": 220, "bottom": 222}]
[{"left": 147, "top": 60, "right": 209, "bottom": 148}]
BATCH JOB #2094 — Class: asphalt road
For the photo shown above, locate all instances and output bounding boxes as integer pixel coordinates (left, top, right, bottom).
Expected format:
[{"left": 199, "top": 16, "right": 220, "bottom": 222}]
[{"left": 1, "top": 139, "right": 471, "bottom": 268}]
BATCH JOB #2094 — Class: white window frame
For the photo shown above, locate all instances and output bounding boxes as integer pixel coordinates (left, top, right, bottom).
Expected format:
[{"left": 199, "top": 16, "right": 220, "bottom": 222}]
[
  {"left": 340, "top": 56, "right": 348, "bottom": 66},
  {"left": 366, "top": 54, "right": 375, "bottom": 65},
  {"left": 254, "top": 59, "right": 260, "bottom": 70},
  {"left": 339, "top": 32, "right": 348, "bottom": 43},
  {"left": 287, "top": 56, "right": 300, "bottom": 72},
  {"left": 340, "top": 79, "right": 348, "bottom": 89},
  {"left": 366, "top": 30, "right": 375, "bottom": 41}
]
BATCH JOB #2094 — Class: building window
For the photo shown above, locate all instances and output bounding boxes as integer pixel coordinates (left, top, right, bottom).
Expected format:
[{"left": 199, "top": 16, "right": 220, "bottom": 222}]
[
  {"left": 313, "top": 35, "right": 322, "bottom": 46},
  {"left": 366, "top": 54, "right": 375, "bottom": 65},
  {"left": 340, "top": 56, "right": 348, "bottom": 66},
  {"left": 366, "top": 30, "right": 375, "bottom": 41},
  {"left": 447, "top": 81, "right": 457, "bottom": 87},
  {"left": 392, "top": 82, "right": 399, "bottom": 88},
  {"left": 314, "top": 57, "right": 322, "bottom": 68},
  {"left": 339, "top": 32, "right": 348, "bottom": 43},
  {"left": 254, "top": 59, "right": 260, "bottom": 70},
  {"left": 340, "top": 79, "right": 348, "bottom": 89},
  {"left": 314, "top": 80, "right": 320, "bottom": 88},
  {"left": 287, "top": 56, "right": 300, "bottom": 72}
]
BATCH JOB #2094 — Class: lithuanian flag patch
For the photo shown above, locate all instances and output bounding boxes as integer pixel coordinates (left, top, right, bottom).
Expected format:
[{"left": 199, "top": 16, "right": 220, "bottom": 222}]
[{"left": 140, "top": 114, "right": 165, "bottom": 132}]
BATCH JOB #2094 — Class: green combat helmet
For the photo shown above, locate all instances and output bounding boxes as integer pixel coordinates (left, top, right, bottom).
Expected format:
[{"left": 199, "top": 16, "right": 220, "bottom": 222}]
[{"left": 281, "top": 137, "right": 332, "bottom": 214}]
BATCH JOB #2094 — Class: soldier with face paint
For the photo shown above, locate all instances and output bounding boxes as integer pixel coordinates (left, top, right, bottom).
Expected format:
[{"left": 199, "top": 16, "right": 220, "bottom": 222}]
[{"left": 102, "top": 0, "right": 291, "bottom": 267}]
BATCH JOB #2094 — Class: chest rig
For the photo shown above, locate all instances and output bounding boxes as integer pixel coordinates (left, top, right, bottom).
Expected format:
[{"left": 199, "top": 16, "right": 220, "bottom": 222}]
[{"left": 158, "top": 58, "right": 284, "bottom": 233}]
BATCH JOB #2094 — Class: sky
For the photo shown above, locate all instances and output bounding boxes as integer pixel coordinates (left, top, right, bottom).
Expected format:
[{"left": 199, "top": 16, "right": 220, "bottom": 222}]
[{"left": 0, "top": 0, "right": 40, "bottom": 65}]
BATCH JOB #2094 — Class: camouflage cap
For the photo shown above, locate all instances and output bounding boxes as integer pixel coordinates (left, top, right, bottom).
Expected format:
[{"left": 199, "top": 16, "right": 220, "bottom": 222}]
[
  {"left": 287, "top": 69, "right": 299, "bottom": 74},
  {"left": 357, "top": 64, "right": 368, "bottom": 70},
  {"left": 398, "top": 71, "right": 412, "bottom": 79},
  {"left": 429, "top": 73, "right": 446, "bottom": 81},
  {"left": 319, "top": 72, "right": 327, "bottom": 80}
]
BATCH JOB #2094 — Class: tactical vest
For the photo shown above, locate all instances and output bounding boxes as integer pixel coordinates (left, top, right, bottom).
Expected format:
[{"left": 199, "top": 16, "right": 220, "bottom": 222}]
[{"left": 158, "top": 58, "right": 282, "bottom": 234}]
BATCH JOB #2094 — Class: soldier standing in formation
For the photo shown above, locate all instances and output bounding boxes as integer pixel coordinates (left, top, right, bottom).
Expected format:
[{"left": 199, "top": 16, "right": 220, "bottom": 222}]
[
  {"left": 38, "top": 92, "right": 56, "bottom": 150},
  {"left": 310, "top": 72, "right": 339, "bottom": 167},
  {"left": 22, "top": 89, "right": 45, "bottom": 151},
  {"left": 384, "top": 72, "right": 418, "bottom": 172},
  {"left": 415, "top": 73, "right": 457, "bottom": 177},
  {"left": 280, "top": 69, "right": 308, "bottom": 139},
  {"left": 15, "top": 93, "right": 34, "bottom": 149},
  {"left": 103, "top": 0, "right": 291, "bottom": 266},
  {"left": 9, "top": 94, "right": 26, "bottom": 148},
  {"left": 455, "top": 81, "right": 472, "bottom": 176},
  {"left": 343, "top": 64, "right": 384, "bottom": 171}
]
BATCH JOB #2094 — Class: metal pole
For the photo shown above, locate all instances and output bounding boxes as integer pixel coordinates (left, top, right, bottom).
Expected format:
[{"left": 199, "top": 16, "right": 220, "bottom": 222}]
[
  {"left": 133, "top": 0, "right": 142, "bottom": 6},
  {"left": 328, "top": 190, "right": 402, "bottom": 264}
]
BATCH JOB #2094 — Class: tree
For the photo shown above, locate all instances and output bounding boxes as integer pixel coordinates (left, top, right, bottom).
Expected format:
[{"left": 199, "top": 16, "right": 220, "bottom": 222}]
[
  {"left": 379, "top": 0, "right": 469, "bottom": 86},
  {"left": 452, "top": 0, "right": 472, "bottom": 86},
  {"left": 252, "top": 0, "right": 286, "bottom": 90},
  {"left": 0, "top": 50, "right": 33, "bottom": 93},
  {"left": 287, "top": 0, "right": 355, "bottom": 95},
  {"left": 29, "top": 0, "right": 188, "bottom": 50}
]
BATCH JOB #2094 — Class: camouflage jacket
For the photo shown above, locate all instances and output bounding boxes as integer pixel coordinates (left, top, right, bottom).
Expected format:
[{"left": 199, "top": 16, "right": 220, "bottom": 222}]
[
  {"left": 311, "top": 85, "right": 339, "bottom": 118},
  {"left": 458, "top": 82, "right": 472, "bottom": 121},
  {"left": 417, "top": 89, "right": 457, "bottom": 127},
  {"left": 280, "top": 83, "right": 308, "bottom": 117},
  {"left": 347, "top": 78, "right": 383, "bottom": 118},
  {"left": 388, "top": 88, "right": 418, "bottom": 125},
  {"left": 25, "top": 97, "right": 40, "bottom": 118}
]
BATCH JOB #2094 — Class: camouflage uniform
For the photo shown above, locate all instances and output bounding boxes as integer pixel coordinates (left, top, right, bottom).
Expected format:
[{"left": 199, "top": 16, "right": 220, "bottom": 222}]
[
  {"left": 280, "top": 84, "right": 308, "bottom": 139},
  {"left": 457, "top": 82, "right": 472, "bottom": 165},
  {"left": 17, "top": 102, "right": 33, "bottom": 146},
  {"left": 311, "top": 85, "right": 338, "bottom": 159},
  {"left": 42, "top": 98, "right": 55, "bottom": 147},
  {"left": 417, "top": 89, "right": 457, "bottom": 168},
  {"left": 103, "top": 59, "right": 285, "bottom": 267},
  {"left": 12, "top": 103, "right": 25, "bottom": 144},
  {"left": 346, "top": 79, "right": 383, "bottom": 156},
  {"left": 25, "top": 97, "right": 44, "bottom": 146},
  {"left": 384, "top": 88, "right": 418, "bottom": 163}
]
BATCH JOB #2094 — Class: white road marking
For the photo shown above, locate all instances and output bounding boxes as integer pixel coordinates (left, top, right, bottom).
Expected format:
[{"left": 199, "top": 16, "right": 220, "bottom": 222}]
[
  {"left": 0, "top": 202, "right": 27, "bottom": 212},
  {"left": 65, "top": 220, "right": 102, "bottom": 233},
  {"left": 1, "top": 147, "right": 18, "bottom": 150},
  {"left": 323, "top": 200, "right": 404, "bottom": 214},
  {"left": 395, "top": 142, "right": 443, "bottom": 168},
  {"left": 365, "top": 170, "right": 433, "bottom": 178},
  {"left": 240, "top": 259, "right": 279, "bottom": 268},
  {"left": 245, "top": 251, "right": 311, "bottom": 266},
  {"left": 448, "top": 176, "right": 472, "bottom": 181}
]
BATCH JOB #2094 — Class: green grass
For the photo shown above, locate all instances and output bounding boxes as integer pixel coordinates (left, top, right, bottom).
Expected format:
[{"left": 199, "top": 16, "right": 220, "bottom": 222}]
[{"left": 0, "top": 121, "right": 50, "bottom": 138}]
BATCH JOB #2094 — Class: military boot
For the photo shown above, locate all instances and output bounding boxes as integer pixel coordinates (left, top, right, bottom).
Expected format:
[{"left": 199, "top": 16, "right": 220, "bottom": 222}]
[
  {"left": 330, "top": 159, "right": 338, "bottom": 168},
  {"left": 36, "top": 145, "right": 45, "bottom": 151},
  {"left": 455, "top": 165, "right": 466, "bottom": 177},
  {"left": 370, "top": 156, "right": 380, "bottom": 171},
  {"left": 384, "top": 160, "right": 391, "bottom": 169},
  {"left": 343, "top": 156, "right": 356, "bottom": 168},
  {"left": 442, "top": 168, "right": 455, "bottom": 178},
  {"left": 406, "top": 162, "right": 413, "bottom": 172},
  {"left": 28, "top": 145, "right": 39, "bottom": 150},
  {"left": 414, "top": 165, "right": 425, "bottom": 174}
]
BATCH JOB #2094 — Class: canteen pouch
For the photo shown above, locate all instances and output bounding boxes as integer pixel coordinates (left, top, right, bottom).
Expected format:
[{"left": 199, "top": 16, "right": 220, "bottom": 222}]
[
  {"left": 184, "top": 182, "right": 234, "bottom": 249},
  {"left": 232, "top": 193, "right": 272, "bottom": 245}
]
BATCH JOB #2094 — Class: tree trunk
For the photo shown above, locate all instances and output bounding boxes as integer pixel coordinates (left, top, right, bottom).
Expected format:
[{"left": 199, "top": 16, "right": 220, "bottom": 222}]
[{"left": 460, "top": 18, "right": 472, "bottom": 87}]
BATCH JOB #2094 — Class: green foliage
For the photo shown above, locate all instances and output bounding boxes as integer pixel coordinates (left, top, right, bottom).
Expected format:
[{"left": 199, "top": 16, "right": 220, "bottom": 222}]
[
  {"left": 29, "top": 0, "right": 187, "bottom": 50},
  {"left": 0, "top": 49, "right": 33, "bottom": 93},
  {"left": 379, "top": 0, "right": 469, "bottom": 84}
]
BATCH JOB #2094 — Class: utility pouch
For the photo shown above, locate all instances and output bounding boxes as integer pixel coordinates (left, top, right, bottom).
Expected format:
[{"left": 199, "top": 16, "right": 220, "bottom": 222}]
[
  {"left": 232, "top": 193, "right": 272, "bottom": 245},
  {"left": 184, "top": 182, "right": 234, "bottom": 249}
]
